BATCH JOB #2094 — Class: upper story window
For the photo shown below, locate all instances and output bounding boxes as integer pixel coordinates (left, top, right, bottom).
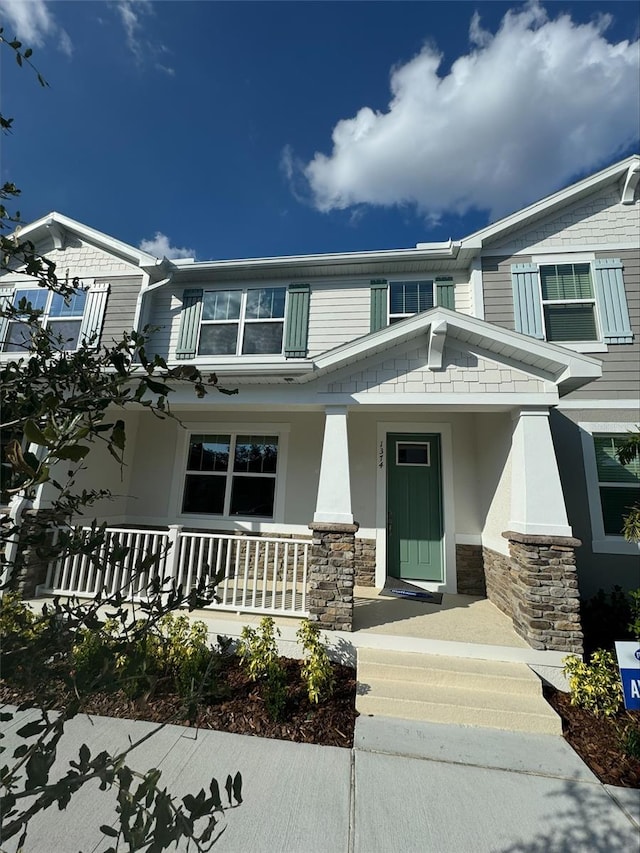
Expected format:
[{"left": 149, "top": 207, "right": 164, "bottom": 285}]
[
  {"left": 2, "top": 288, "right": 87, "bottom": 353},
  {"left": 511, "top": 257, "right": 632, "bottom": 349},
  {"left": 540, "top": 264, "right": 598, "bottom": 342},
  {"left": 198, "top": 287, "right": 286, "bottom": 356},
  {"left": 389, "top": 281, "right": 434, "bottom": 324}
]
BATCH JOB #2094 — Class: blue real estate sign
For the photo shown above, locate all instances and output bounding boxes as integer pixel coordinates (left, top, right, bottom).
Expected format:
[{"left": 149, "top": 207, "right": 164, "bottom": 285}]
[{"left": 615, "top": 642, "right": 640, "bottom": 711}]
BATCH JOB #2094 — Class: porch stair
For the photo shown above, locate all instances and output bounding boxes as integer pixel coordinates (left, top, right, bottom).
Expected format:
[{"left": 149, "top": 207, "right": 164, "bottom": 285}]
[{"left": 356, "top": 648, "right": 562, "bottom": 736}]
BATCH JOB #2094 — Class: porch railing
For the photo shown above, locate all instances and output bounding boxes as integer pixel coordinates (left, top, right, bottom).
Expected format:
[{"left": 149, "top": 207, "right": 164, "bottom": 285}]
[{"left": 43, "top": 525, "right": 310, "bottom": 617}]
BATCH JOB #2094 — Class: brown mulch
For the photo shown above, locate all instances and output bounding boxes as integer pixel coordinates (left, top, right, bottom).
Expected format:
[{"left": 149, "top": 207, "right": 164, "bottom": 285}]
[
  {"left": 0, "top": 657, "right": 358, "bottom": 748},
  {"left": 545, "top": 685, "right": 640, "bottom": 788}
]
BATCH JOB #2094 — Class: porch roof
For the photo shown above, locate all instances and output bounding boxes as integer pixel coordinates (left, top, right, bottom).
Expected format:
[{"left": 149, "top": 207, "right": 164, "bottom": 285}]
[{"left": 305, "top": 307, "right": 602, "bottom": 395}]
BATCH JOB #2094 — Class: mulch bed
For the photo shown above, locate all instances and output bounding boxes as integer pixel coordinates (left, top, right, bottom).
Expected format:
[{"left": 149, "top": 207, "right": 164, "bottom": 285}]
[
  {"left": 545, "top": 685, "right": 640, "bottom": 788},
  {"left": 0, "top": 657, "right": 358, "bottom": 749}
]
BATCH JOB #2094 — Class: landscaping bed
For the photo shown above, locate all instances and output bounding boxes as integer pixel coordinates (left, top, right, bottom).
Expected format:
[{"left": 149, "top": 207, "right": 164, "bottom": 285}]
[
  {"left": 545, "top": 685, "right": 640, "bottom": 788},
  {"left": 0, "top": 656, "right": 358, "bottom": 747}
]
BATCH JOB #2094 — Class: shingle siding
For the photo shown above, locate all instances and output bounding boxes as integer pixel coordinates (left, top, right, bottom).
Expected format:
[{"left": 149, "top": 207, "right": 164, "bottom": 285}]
[{"left": 482, "top": 249, "right": 639, "bottom": 399}]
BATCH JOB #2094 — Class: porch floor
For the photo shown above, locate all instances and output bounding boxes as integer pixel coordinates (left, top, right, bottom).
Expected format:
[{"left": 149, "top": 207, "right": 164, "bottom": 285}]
[{"left": 353, "top": 586, "right": 529, "bottom": 648}]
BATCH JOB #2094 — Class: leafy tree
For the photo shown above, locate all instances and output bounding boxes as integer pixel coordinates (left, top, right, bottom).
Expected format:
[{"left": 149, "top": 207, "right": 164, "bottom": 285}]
[{"left": 0, "top": 29, "right": 241, "bottom": 850}]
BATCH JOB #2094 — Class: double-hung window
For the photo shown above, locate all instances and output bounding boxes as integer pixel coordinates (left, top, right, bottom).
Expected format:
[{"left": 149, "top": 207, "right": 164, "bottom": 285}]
[
  {"left": 198, "top": 287, "right": 286, "bottom": 356},
  {"left": 511, "top": 257, "right": 632, "bottom": 348},
  {"left": 388, "top": 280, "right": 434, "bottom": 324},
  {"left": 593, "top": 434, "right": 640, "bottom": 537},
  {"left": 2, "top": 287, "right": 87, "bottom": 352},
  {"left": 539, "top": 264, "right": 598, "bottom": 342},
  {"left": 182, "top": 433, "right": 279, "bottom": 518}
]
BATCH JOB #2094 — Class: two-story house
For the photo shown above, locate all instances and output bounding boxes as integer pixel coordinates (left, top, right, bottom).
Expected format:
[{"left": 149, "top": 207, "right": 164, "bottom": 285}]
[{"left": 2, "top": 155, "right": 638, "bottom": 655}]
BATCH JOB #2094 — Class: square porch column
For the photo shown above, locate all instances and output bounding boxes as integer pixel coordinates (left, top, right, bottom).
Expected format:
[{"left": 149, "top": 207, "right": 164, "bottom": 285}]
[
  {"left": 499, "top": 408, "right": 582, "bottom": 654},
  {"left": 308, "top": 406, "right": 356, "bottom": 631}
]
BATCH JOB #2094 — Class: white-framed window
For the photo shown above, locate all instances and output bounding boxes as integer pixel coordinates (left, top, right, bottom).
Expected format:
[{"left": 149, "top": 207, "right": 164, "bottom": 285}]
[
  {"left": 396, "top": 441, "right": 431, "bottom": 466},
  {"left": 580, "top": 422, "right": 640, "bottom": 555},
  {"left": 182, "top": 432, "right": 280, "bottom": 518},
  {"left": 539, "top": 263, "right": 599, "bottom": 343},
  {"left": 2, "top": 287, "right": 87, "bottom": 352},
  {"left": 198, "top": 287, "right": 286, "bottom": 356},
  {"left": 388, "top": 280, "right": 434, "bottom": 324}
]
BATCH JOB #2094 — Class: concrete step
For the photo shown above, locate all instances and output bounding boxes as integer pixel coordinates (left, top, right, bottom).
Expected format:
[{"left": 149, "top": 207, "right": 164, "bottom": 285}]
[
  {"left": 358, "top": 655, "right": 542, "bottom": 697},
  {"left": 356, "top": 648, "right": 562, "bottom": 735}
]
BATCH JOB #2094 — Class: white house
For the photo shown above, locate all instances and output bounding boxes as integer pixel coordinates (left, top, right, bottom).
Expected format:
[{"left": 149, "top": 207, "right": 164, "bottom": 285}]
[{"left": 2, "top": 155, "right": 639, "bottom": 655}]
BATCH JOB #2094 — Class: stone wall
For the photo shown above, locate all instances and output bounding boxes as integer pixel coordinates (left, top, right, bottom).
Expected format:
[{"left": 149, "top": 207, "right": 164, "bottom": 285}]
[
  {"left": 455, "top": 545, "right": 486, "bottom": 596},
  {"left": 505, "top": 532, "right": 583, "bottom": 654},
  {"left": 307, "top": 522, "right": 357, "bottom": 631},
  {"left": 483, "top": 547, "right": 513, "bottom": 618},
  {"left": 8, "top": 509, "right": 60, "bottom": 598},
  {"left": 354, "top": 537, "right": 376, "bottom": 586}
]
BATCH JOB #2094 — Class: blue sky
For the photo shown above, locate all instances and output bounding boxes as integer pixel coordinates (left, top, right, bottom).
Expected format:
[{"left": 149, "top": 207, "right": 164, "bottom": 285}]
[{"left": 1, "top": 1, "right": 638, "bottom": 261}]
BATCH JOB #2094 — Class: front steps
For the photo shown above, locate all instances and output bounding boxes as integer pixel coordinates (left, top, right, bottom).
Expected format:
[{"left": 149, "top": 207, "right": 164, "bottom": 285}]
[{"left": 356, "top": 648, "right": 562, "bottom": 735}]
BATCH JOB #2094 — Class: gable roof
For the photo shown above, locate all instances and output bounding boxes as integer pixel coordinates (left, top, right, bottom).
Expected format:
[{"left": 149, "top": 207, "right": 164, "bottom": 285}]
[
  {"left": 12, "top": 212, "right": 169, "bottom": 281},
  {"left": 416, "top": 155, "right": 639, "bottom": 253},
  {"left": 305, "top": 306, "right": 601, "bottom": 395}
]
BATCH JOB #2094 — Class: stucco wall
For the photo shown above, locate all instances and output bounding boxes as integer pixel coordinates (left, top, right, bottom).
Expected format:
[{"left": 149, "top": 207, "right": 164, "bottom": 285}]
[
  {"left": 551, "top": 408, "right": 640, "bottom": 597},
  {"left": 476, "top": 412, "right": 513, "bottom": 555}
]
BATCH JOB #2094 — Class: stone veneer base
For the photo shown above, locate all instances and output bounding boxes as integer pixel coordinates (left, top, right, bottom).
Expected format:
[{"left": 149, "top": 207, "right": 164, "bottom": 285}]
[{"left": 308, "top": 522, "right": 357, "bottom": 632}]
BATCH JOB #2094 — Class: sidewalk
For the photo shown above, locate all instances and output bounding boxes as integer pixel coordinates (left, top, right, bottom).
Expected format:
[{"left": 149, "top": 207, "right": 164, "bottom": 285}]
[{"left": 1, "top": 710, "right": 638, "bottom": 852}]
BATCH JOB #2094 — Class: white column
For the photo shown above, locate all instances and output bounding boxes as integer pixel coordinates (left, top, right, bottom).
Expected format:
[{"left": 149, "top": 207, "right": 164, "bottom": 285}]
[
  {"left": 509, "top": 408, "right": 573, "bottom": 537},
  {"left": 313, "top": 406, "right": 354, "bottom": 525}
]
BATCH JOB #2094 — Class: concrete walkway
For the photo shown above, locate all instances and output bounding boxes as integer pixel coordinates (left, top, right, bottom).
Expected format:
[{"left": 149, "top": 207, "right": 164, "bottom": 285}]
[{"left": 2, "top": 710, "right": 638, "bottom": 852}]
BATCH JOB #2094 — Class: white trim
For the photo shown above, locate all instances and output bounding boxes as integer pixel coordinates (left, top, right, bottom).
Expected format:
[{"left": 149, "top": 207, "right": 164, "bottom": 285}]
[
  {"left": 375, "top": 422, "right": 456, "bottom": 594},
  {"left": 170, "top": 422, "right": 290, "bottom": 525},
  {"left": 531, "top": 252, "right": 595, "bottom": 264},
  {"left": 561, "top": 343, "right": 608, "bottom": 353},
  {"left": 558, "top": 400, "right": 640, "bottom": 410},
  {"left": 469, "top": 256, "right": 484, "bottom": 320},
  {"left": 481, "top": 241, "right": 640, "bottom": 257},
  {"left": 455, "top": 533, "right": 482, "bottom": 545},
  {"left": 578, "top": 421, "right": 640, "bottom": 556}
]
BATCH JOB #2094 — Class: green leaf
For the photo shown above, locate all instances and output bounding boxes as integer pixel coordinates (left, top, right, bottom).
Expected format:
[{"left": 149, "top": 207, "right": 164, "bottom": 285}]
[{"left": 24, "top": 419, "right": 49, "bottom": 446}]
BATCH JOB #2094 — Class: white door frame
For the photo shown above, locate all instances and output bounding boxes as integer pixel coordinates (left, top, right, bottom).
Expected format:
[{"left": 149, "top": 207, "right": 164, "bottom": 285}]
[{"left": 376, "top": 421, "right": 457, "bottom": 593}]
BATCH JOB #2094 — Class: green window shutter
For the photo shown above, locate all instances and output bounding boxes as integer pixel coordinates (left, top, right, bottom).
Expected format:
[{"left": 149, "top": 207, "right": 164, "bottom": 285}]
[
  {"left": 593, "top": 259, "right": 633, "bottom": 344},
  {"left": 176, "top": 288, "right": 203, "bottom": 359},
  {"left": 284, "top": 283, "right": 310, "bottom": 358},
  {"left": 0, "top": 286, "right": 14, "bottom": 350},
  {"left": 511, "top": 263, "right": 544, "bottom": 339},
  {"left": 79, "top": 281, "right": 110, "bottom": 348},
  {"left": 435, "top": 277, "right": 455, "bottom": 311},
  {"left": 370, "top": 279, "right": 388, "bottom": 332}
]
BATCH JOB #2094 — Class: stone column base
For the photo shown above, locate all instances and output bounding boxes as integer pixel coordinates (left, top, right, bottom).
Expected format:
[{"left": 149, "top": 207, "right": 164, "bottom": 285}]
[
  {"left": 503, "top": 531, "right": 583, "bottom": 655},
  {"left": 308, "top": 522, "right": 358, "bottom": 632}
]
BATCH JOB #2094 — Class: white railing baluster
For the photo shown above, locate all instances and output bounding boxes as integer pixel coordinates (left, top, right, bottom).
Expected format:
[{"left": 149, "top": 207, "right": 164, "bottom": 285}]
[{"left": 42, "top": 526, "right": 310, "bottom": 616}]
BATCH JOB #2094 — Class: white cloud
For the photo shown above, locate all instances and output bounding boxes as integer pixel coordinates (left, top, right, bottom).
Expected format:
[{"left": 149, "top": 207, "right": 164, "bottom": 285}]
[
  {"left": 111, "top": 0, "right": 173, "bottom": 72},
  {"left": 0, "top": 0, "right": 72, "bottom": 55},
  {"left": 299, "top": 2, "right": 640, "bottom": 222},
  {"left": 139, "top": 232, "right": 195, "bottom": 260}
]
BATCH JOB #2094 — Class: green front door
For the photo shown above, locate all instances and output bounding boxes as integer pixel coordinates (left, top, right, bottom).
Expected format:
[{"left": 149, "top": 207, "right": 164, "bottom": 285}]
[{"left": 387, "top": 433, "right": 443, "bottom": 582}]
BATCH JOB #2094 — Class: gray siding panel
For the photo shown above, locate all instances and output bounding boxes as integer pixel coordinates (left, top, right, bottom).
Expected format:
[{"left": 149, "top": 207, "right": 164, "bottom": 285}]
[
  {"left": 482, "top": 251, "right": 640, "bottom": 400},
  {"left": 97, "top": 275, "right": 142, "bottom": 346}
]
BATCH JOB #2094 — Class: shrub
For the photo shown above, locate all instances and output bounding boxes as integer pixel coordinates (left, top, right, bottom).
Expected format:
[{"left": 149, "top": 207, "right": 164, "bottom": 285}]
[
  {"left": 628, "top": 590, "right": 640, "bottom": 640},
  {"left": 238, "top": 617, "right": 287, "bottom": 720},
  {"left": 564, "top": 649, "right": 623, "bottom": 718},
  {"left": 296, "top": 619, "right": 335, "bottom": 704}
]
